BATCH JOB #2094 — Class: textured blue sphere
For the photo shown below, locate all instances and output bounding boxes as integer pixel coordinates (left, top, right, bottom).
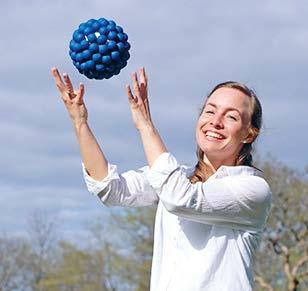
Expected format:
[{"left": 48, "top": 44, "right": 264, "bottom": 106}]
[{"left": 69, "top": 18, "right": 131, "bottom": 80}]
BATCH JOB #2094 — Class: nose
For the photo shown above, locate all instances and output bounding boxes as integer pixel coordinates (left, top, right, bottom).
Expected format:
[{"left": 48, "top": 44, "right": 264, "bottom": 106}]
[{"left": 210, "top": 114, "right": 224, "bottom": 129}]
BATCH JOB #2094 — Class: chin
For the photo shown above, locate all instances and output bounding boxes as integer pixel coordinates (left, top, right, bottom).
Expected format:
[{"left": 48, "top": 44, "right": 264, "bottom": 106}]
[{"left": 199, "top": 143, "right": 222, "bottom": 155}]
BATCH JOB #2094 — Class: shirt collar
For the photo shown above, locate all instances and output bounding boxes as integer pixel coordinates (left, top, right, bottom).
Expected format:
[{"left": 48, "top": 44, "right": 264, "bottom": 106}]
[
  {"left": 212, "top": 165, "right": 263, "bottom": 179},
  {"left": 185, "top": 164, "right": 263, "bottom": 181}
]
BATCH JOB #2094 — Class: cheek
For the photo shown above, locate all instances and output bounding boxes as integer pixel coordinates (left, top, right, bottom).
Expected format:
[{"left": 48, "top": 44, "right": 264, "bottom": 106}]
[
  {"left": 196, "top": 116, "right": 208, "bottom": 128},
  {"left": 228, "top": 125, "right": 247, "bottom": 141}
]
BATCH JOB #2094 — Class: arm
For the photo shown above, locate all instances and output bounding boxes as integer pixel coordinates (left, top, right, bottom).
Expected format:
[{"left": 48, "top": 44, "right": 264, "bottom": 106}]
[
  {"left": 51, "top": 67, "right": 108, "bottom": 181},
  {"left": 51, "top": 67, "right": 158, "bottom": 207},
  {"left": 83, "top": 163, "right": 158, "bottom": 207},
  {"left": 147, "top": 153, "right": 272, "bottom": 231},
  {"left": 126, "top": 67, "right": 167, "bottom": 167}
]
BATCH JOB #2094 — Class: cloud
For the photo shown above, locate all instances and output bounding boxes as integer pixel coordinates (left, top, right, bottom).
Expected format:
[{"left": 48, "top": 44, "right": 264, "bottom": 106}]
[{"left": 1, "top": 0, "right": 307, "bottom": 241}]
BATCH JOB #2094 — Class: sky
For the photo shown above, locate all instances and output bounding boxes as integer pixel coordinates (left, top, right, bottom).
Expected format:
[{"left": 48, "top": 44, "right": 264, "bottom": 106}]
[{"left": 1, "top": 0, "right": 307, "bottom": 241}]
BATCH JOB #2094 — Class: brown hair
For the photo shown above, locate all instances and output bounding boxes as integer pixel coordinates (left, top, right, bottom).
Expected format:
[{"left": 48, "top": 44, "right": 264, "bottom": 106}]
[{"left": 189, "top": 81, "right": 263, "bottom": 184}]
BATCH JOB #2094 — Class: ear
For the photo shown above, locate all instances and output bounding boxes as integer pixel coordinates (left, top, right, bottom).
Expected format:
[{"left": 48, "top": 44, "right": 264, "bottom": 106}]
[{"left": 243, "top": 128, "right": 258, "bottom": 144}]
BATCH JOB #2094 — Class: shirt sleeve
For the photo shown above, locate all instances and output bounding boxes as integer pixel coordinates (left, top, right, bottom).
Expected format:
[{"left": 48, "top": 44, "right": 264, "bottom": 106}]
[
  {"left": 147, "top": 153, "right": 272, "bottom": 231},
  {"left": 82, "top": 162, "right": 158, "bottom": 207}
]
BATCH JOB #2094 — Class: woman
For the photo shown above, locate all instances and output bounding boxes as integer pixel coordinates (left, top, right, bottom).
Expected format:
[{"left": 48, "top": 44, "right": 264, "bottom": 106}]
[{"left": 51, "top": 67, "right": 272, "bottom": 291}]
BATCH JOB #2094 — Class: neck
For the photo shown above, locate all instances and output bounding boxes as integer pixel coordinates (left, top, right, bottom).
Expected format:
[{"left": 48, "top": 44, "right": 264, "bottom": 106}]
[{"left": 203, "top": 153, "right": 237, "bottom": 171}]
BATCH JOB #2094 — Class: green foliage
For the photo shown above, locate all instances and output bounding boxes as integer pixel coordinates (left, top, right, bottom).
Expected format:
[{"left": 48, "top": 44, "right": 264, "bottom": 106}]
[{"left": 254, "top": 156, "right": 308, "bottom": 291}]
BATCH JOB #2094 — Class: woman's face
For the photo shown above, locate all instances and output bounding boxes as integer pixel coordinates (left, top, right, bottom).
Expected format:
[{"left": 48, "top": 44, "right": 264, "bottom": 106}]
[{"left": 196, "top": 87, "right": 253, "bottom": 164}]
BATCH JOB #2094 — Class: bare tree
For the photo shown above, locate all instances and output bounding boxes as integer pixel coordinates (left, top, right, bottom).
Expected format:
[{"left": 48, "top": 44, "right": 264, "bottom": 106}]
[
  {"left": 26, "top": 209, "right": 58, "bottom": 291},
  {"left": 0, "top": 235, "right": 31, "bottom": 290}
]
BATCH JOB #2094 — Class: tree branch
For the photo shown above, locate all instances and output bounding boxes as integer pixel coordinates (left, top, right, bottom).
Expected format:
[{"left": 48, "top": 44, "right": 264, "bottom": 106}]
[
  {"left": 292, "top": 254, "right": 308, "bottom": 277},
  {"left": 254, "top": 272, "right": 274, "bottom": 291}
]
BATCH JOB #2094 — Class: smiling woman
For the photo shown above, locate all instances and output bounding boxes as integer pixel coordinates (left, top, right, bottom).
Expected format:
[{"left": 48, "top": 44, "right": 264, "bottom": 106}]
[
  {"left": 51, "top": 67, "right": 272, "bottom": 291},
  {"left": 191, "top": 81, "right": 263, "bottom": 183}
]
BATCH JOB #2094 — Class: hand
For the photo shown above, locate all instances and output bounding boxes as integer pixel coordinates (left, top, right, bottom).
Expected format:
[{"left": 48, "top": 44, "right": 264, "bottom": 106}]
[
  {"left": 51, "top": 67, "right": 88, "bottom": 125},
  {"left": 126, "top": 67, "right": 152, "bottom": 131}
]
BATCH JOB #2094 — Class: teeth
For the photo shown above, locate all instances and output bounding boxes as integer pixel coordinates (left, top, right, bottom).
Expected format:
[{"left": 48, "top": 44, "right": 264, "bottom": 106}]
[{"left": 205, "top": 131, "right": 224, "bottom": 139}]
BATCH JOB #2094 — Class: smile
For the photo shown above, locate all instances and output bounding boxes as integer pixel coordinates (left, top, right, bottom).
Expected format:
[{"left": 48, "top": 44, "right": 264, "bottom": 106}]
[{"left": 204, "top": 131, "right": 225, "bottom": 140}]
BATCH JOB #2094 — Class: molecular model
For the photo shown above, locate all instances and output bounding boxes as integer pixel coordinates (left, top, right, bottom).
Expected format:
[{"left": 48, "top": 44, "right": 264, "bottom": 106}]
[{"left": 69, "top": 18, "right": 131, "bottom": 80}]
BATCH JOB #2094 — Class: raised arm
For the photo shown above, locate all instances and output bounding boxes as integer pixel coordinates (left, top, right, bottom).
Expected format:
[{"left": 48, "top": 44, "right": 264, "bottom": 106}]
[
  {"left": 51, "top": 67, "right": 108, "bottom": 181},
  {"left": 126, "top": 67, "right": 167, "bottom": 167}
]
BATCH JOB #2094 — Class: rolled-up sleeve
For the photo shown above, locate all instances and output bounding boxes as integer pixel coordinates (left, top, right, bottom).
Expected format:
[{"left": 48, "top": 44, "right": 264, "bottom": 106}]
[
  {"left": 147, "top": 153, "right": 272, "bottom": 231},
  {"left": 82, "top": 163, "right": 158, "bottom": 207}
]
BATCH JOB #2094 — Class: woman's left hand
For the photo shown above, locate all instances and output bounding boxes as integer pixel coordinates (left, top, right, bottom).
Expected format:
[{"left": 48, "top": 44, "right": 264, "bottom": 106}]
[{"left": 126, "top": 67, "right": 152, "bottom": 131}]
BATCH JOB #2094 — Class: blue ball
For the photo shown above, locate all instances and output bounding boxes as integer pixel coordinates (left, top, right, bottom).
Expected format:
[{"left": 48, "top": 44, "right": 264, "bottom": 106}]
[
  {"left": 99, "top": 26, "right": 109, "bottom": 35},
  {"left": 105, "top": 73, "right": 113, "bottom": 79},
  {"left": 120, "top": 60, "right": 127, "bottom": 68},
  {"left": 89, "top": 43, "right": 99, "bottom": 53},
  {"left": 108, "top": 31, "right": 118, "bottom": 41},
  {"left": 108, "top": 20, "right": 116, "bottom": 26},
  {"left": 107, "top": 40, "right": 117, "bottom": 51},
  {"left": 96, "top": 64, "right": 105, "bottom": 72},
  {"left": 98, "top": 18, "right": 109, "bottom": 27},
  {"left": 80, "top": 62, "right": 87, "bottom": 71},
  {"left": 85, "top": 60, "right": 95, "bottom": 70},
  {"left": 106, "top": 63, "right": 115, "bottom": 72},
  {"left": 91, "top": 20, "right": 100, "bottom": 31},
  {"left": 76, "top": 53, "right": 83, "bottom": 62},
  {"left": 114, "top": 68, "right": 121, "bottom": 75},
  {"left": 69, "top": 17, "right": 131, "bottom": 80},
  {"left": 122, "top": 51, "right": 130, "bottom": 61},
  {"left": 69, "top": 40, "right": 76, "bottom": 51},
  {"left": 107, "top": 24, "right": 116, "bottom": 31},
  {"left": 98, "top": 44, "right": 108, "bottom": 54},
  {"left": 84, "top": 26, "right": 94, "bottom": 35},
  {"left": 87, "top": 33, "right": 97, "bottom": 43},
  {"left": 111, "top": 51, "right": 120, "bottom": 61},
  {"left": 73, "top": 30, "right": 84, "bottom": 43},
  {"left": 102, "top": 55, "right": 112, "bottom": 64},
  {"left": 74, "top": 43, "right": 82, "bottom": 52},
  {"left": 82, "top": 49, "right": 91, "bottom": 60},
  {"left": 73, "top": 61, "right": 81, "bottom": 69},
  {"left": 78, "top": 23, "right": 87, "bottom": 33},
  {"left": 115, "top": 60, "right": 124, "bottom": 68},
  {"left": 80, "top": 40, "right": 89, "bottom": 50},
  {"left": 117, "top": 42, "right": 125, "bottom": 52},
  {"left": 97, "top": 35, "right": 107, "bottom": 44},
  {"left": 70, "top": 51, "right": 77, "bottom": 61},
  {"left": 124, "top": 42, "right": 131, "bottom": 50},
  {"left": 116, "top": 26, "right": 123, "bottom": 33},
  {"left": 118, "top": 33, "right": 128, "bottom": 42},
  {"left": 92, "top": 53, "right": 102, "bottom": 63},
  {"left": 87, "top": 19, "right": 96, "bottom": 26}
]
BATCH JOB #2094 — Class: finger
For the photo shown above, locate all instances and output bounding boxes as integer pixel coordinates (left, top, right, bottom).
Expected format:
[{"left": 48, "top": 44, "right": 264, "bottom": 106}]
[
  {"left": 126, "top": 85, "right": 137, "bottom": 104},
  {"left": 139, "top": 67, "right": 147, "bottom": 88},
  {"left": 76, "top": 83, "right": 85, "bottom": 104},
  {"left": 139, "top": 68, "right": 148, "bottom": 104},
  {"left": 132, "top": 72, "right": 141, "bottom": 101},
  {"left": 143, "top": 67, "right": 148, "bottom": 87},
  {"left": 140, "top": 68, "right": 150, "bottom": 115},
  {"left": 63, "top": 73, "right": 75, "bottom": 97},
  {"left": 51, "top": 67, "right": 65, "bottom": 91}
]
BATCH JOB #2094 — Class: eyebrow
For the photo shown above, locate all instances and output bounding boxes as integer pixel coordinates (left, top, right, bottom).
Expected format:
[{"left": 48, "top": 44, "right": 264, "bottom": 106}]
[{"left": 206, "top": 103, "right": 241, "bottom": 115}]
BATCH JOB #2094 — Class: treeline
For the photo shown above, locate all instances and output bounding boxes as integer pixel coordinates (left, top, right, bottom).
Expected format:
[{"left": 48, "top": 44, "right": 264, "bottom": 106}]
[{"left": 0, "top": 157, "right": 307, "bottom": 291}]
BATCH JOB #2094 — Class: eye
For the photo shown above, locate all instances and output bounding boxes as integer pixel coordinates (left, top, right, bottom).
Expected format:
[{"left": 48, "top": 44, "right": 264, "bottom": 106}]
[
  {"left": 227, "top": 115, "right": 237, "bottom": 121},
  {"left": 205, "top": 110, "right": 214, "bottom": 114}
]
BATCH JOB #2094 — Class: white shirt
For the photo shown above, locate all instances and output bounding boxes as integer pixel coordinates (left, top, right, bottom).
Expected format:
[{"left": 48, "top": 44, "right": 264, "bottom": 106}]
[{"left": 82, "top": 152, "right": 272, "bottom": 291}]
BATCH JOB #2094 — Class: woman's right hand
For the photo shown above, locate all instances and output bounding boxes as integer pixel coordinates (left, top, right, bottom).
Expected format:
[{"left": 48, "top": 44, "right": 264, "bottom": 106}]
[{"left": 51, "top": 67, "right": 88, "bottom": 126}]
